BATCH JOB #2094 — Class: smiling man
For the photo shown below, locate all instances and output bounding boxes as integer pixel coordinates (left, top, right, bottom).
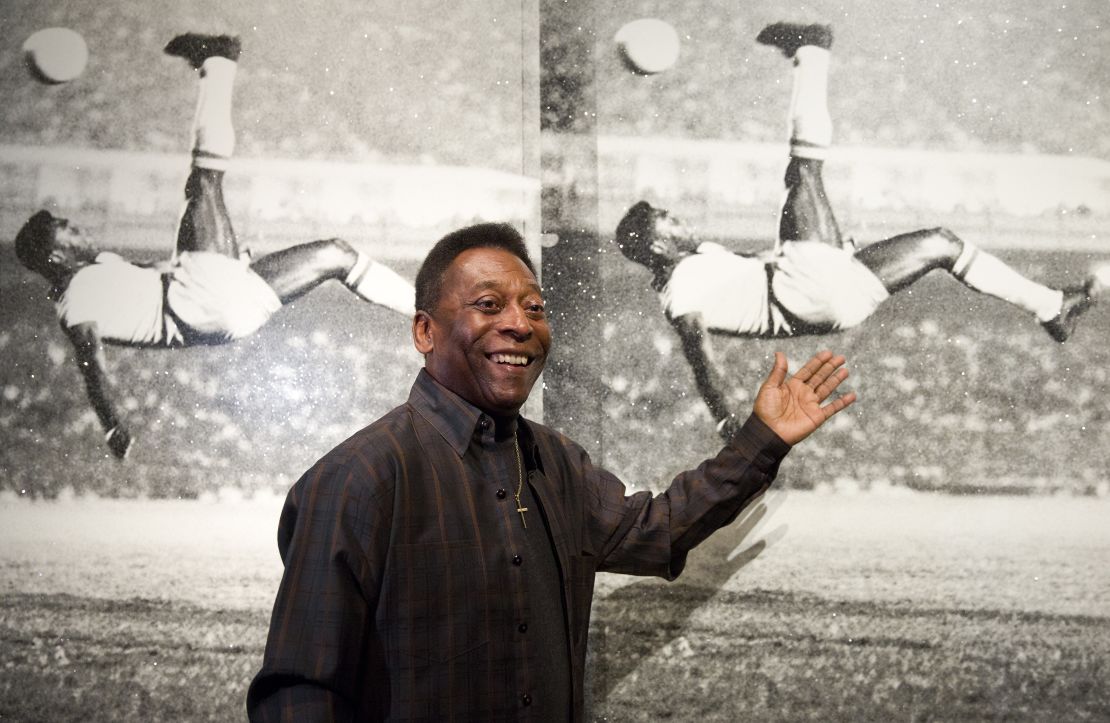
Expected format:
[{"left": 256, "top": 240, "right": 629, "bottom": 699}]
[{"left": 248, "top": 222, "right": 856, "bottom": 721}]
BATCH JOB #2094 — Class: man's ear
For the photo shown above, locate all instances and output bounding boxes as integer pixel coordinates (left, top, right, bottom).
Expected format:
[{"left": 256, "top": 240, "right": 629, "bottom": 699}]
[{"left": 412, "top": 310, "right": 434, "bottom": 354}]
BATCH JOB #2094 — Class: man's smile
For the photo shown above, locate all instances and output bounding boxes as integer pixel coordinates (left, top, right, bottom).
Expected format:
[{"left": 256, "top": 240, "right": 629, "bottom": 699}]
[{"left": 489, "top": 352, "right": 535, "bottom": 367}]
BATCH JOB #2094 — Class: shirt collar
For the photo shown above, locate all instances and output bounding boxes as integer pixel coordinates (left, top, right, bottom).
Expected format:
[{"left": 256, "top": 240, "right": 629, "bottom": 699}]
[{"left": 408, "top": 368, "right": 521, "bottom": 456}]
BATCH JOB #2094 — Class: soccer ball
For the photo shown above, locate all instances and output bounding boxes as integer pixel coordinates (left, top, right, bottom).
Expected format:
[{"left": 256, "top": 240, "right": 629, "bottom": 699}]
[
  {"left": 615, "top": 18, "right": 680, "bottom": 75},
  {"left": 23, "top": 27, "right": 89, "bottom": 84}
]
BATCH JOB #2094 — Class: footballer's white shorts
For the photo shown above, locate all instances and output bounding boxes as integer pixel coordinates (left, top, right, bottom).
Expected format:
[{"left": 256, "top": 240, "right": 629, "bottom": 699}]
[
  {"left": 772, "top": 241, "right": 889, "bottom": 332},
  {"left": 167, "top": 252, "right": 282, "bottom": 343}
]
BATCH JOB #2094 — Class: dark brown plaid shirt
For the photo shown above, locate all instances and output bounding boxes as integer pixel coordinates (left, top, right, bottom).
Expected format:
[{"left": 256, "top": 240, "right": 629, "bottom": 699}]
[{"left": 247, "top": 369, "right": 789, "bottom": 722}]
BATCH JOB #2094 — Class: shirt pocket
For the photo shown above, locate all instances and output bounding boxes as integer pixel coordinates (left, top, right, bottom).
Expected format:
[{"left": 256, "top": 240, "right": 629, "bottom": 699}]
[{"left": 383, "top": 541, "right": 491, "bottom": 665}]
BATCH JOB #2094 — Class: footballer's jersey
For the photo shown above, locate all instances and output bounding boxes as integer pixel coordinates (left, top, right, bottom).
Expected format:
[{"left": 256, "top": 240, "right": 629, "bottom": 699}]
[
  {"left": 55, "top": 251, "right": 282, "bottom": 347},
  {"left": 56, "top": 253, "right": 180, "bottom": 346},
  {"left": 661, "top": 242, "right": 782, "bottom": 336}
]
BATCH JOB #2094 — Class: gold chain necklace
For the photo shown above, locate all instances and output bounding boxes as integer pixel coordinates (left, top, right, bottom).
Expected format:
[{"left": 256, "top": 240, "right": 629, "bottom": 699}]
[{"left": 513, "top": 440, "right": 528, "bottom": 528}]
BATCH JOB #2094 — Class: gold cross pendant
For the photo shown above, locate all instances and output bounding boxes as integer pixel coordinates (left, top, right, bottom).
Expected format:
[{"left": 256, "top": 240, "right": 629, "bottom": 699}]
[{"left": 513, "top": 441, "right": 528, "bottom": 528}]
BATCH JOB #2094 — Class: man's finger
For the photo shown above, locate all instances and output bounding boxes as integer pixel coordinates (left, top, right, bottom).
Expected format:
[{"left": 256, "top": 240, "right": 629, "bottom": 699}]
[
  {"left": 762, "top": 351, "right": 789, "bottom": 389},
  {"left": 790, "top": 350, "right": 833, "bottom": 384},
  {"left": 813, "top": 367, "right": 850, "bottom": 401},
  {"left": 807, "top": 354, "right": 848, "bottom": 391},
  {"left": 820, "top": 390, "right": 857, "bottom": 418}
]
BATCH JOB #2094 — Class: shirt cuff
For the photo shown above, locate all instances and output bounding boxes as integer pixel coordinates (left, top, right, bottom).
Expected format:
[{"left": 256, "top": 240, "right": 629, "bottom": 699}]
[{"left": 727, "top": 413, "right": 792, "bottom": 472}]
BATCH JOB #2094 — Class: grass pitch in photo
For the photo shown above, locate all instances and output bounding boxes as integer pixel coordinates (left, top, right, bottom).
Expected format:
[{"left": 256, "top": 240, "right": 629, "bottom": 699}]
[{"left": 1, "top": 492, "right": 1108, "bottom": 720}]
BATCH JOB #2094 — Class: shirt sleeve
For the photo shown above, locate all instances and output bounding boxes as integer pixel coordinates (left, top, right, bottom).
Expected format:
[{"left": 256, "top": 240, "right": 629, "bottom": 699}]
[
  {"left": 587, "top": 413, "right": 790, "bottom": 580},
  {"left": 246, "top": 456, "right": 389, "bottom": 722}
]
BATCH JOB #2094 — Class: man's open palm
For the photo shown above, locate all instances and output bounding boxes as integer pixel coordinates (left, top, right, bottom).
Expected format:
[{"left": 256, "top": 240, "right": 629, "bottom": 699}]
[{"left": 754, "top": 350, "right": 856, "bottom": 445}]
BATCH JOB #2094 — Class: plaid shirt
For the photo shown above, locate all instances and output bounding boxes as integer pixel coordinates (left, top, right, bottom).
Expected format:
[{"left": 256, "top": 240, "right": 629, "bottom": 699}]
[{"left": 247, "top": 369, "right": 789, "bottom": 722}]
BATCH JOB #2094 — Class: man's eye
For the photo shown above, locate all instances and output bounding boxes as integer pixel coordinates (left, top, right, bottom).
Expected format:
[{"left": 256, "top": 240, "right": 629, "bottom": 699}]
[
  {"left": 472, "top": 298, "right": 501, "bottom": 313},
  {"left": 526, "top": 304, "right": 545, "bottom": 317}
]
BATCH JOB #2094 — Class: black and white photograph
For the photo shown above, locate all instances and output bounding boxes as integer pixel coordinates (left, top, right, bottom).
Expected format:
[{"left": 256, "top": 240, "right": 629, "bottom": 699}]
[{"left": 2, "top": 0, "right": 1108, "bottom": 720}]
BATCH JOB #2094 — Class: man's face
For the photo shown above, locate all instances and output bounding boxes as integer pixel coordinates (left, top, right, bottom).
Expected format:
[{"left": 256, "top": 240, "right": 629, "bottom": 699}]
[
  {"left": 414, "top": 246, "right": 551, "bottom": 417},
  {"left": 649, "top": 210, "right": 695, "bottom": 262},
  {"left": 48, "top": 218, "right": 97, "bottom": 267}
]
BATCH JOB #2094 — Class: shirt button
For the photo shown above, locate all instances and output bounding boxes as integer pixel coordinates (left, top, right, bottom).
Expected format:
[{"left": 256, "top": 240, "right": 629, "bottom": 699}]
[
  {"left": 478, "top": 417, "right": 490, "bottom": 430},
  {"left": 512, "top": 554, "right": 523, "bottom": 566},
  {"left": 518, "top": 622, "right": 528, "bottom": 633},
  {"left": 496, "top": 488, "right": 507, "bottom": 499},
  {"left": 521, "top": 694, "right": 532, "bottom": 706}
]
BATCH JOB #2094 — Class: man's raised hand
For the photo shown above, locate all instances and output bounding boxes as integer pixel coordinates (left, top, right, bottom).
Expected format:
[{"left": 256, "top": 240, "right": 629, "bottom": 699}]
[{"left": 753, "top": 350, "right": 856, "bottom": 445}]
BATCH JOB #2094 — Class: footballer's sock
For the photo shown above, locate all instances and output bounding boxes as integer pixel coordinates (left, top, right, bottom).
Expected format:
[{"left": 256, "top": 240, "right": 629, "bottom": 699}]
[
  {"left": 789, "top": 46, "right": 832, "bottom": 160},
  {"left": 953, "top": 242, "right": 1063, "bottom": 321},
  {"left": 191, "top": 57, "right": 236, "bottom": 171},
  {"left": 345, "top": 253, "right": 415, "bottom": 316}
]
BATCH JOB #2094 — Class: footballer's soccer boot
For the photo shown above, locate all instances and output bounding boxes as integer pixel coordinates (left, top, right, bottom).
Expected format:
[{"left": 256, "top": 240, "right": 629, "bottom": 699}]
[
  {"left": 164, "top": 33, "right": 242, "bottom": 68},
  {"left": 756, "top": 22, "right": 833, "bottom": 57},
  {"left": 1042, "top": 277, "right": 1097, "bottom": 342}
]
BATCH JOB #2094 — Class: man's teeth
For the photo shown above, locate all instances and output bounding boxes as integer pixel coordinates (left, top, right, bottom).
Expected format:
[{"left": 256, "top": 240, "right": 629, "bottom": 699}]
[{"left": 491, "top": 353, "right": 529, "bottom": 366}]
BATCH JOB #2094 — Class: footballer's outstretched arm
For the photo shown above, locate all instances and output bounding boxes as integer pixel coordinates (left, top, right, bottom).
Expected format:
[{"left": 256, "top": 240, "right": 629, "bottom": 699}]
[
  {"left": 669, "top": 312, "right": 740, "bottom": 439},
  {"left": 63, "top": 322, "right": 133, "bottom": 459}
]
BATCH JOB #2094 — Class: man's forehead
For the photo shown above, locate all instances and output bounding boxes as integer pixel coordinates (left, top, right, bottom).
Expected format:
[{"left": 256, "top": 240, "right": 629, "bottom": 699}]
[
  {"left": 469, "top": 277, "right": 543, "bottom": 295},
  {"left": 448, "top": 247, "right": 540, "bottom": 288}
]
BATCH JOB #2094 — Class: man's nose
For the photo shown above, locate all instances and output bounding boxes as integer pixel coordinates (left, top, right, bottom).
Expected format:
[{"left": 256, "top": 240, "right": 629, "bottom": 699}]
[{"left": 499, "top": 303, "right": 532, "bottom": 338}]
